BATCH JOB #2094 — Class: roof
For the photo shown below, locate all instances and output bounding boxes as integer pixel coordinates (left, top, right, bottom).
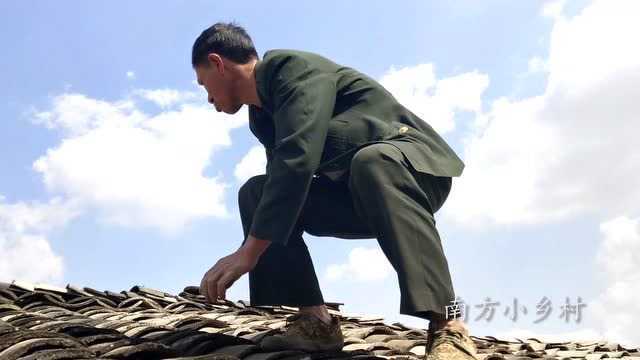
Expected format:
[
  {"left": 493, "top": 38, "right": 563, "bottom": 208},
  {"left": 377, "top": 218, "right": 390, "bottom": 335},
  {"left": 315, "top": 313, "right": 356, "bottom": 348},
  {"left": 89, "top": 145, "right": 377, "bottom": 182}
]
[{"left": 0, "top": 281, "right": 637, "bottom": 360}]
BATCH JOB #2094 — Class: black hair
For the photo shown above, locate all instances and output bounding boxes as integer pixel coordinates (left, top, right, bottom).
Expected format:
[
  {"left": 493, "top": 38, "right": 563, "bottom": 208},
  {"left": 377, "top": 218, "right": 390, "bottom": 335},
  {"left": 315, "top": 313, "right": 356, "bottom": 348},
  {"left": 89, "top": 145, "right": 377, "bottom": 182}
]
[{"left": 191, "top": 22, "right": 259, "bottom": 67}]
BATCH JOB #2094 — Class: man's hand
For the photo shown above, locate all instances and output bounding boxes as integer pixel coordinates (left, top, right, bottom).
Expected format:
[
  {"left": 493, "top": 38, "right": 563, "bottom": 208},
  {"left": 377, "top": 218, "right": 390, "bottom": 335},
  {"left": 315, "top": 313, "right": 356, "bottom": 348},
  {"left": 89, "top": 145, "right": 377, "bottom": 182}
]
[{"left": 199, "top": 235, "right": 271, "bottom": 303}]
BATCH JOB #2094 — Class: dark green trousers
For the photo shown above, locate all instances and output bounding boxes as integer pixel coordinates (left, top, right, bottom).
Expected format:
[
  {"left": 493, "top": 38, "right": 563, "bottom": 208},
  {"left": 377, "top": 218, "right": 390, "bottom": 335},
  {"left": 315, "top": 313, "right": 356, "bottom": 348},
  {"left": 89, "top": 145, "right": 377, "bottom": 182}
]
[{"left": 239, "top": 142, "right": 456, "bottom": 321}]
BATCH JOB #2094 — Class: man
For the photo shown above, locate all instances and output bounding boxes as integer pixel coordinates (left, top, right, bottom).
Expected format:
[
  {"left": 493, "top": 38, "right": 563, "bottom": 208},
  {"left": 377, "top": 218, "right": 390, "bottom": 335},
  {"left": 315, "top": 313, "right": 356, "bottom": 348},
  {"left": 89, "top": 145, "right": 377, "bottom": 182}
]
[{"left": 193, "top": 22, "right": 478, "bottom": 360}]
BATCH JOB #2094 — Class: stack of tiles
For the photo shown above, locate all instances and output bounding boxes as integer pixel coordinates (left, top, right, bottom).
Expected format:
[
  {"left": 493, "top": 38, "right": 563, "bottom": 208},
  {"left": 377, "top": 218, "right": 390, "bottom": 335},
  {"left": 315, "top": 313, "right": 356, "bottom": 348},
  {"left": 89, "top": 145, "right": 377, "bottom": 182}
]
[{"left": 0, "top": 281, "right": 637, "bottom": 360}]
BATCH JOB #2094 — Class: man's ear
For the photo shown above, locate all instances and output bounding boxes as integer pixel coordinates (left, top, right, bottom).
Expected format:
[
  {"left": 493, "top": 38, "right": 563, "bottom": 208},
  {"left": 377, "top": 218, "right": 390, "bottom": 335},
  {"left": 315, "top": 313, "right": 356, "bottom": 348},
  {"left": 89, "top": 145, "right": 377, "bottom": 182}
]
[{"left": 207, "top": 53, "right": 224, "bottom": 74}]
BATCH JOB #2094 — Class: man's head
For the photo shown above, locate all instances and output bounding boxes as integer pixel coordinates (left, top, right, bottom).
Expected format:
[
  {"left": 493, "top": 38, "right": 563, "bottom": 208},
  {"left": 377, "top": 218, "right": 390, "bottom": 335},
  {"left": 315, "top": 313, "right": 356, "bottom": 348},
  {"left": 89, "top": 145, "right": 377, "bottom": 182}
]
[{"left": 192, "top": 22, "right": 259, "bottom": 114}]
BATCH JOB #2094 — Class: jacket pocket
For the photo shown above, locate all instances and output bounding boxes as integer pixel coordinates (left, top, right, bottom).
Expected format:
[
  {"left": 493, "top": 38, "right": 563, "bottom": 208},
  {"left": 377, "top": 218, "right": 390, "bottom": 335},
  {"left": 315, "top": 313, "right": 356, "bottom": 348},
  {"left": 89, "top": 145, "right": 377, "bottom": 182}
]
[{"left": 320, "top": 119, "right": 351, "bottom": 168}]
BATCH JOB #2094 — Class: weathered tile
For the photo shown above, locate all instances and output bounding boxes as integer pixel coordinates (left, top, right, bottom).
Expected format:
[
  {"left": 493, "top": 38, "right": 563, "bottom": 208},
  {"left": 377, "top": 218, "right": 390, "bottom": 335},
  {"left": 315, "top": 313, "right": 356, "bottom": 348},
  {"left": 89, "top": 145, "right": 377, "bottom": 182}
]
[{"left": 0, "top": 281, "right": 630, "bottom": 360}]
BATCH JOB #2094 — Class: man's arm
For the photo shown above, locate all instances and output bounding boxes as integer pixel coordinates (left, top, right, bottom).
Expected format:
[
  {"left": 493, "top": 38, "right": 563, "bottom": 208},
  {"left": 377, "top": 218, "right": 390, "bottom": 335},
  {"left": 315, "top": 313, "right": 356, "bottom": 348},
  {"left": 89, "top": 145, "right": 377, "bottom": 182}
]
[
  {"left": 241, "top": 234, "right": 271, "bottom": 258},
  {"left": 201, "top": 234, "right": 267, "bottom": 302},
  {"left": 265, "top": 147, "right": 273, "bottom": 175},
  {"left": 199, "top": 55, "right": 337, "bottom": 302},
  {"left": 248, "top": 55, "right": 337, "bottom": 246}
]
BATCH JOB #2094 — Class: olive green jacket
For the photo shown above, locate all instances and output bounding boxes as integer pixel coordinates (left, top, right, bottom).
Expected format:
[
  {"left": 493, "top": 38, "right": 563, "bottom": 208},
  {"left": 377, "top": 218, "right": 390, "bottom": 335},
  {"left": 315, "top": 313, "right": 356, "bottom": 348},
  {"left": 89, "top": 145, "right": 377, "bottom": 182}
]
[{"left": 247, "top": 49, "right": 464, "bottom": 245}]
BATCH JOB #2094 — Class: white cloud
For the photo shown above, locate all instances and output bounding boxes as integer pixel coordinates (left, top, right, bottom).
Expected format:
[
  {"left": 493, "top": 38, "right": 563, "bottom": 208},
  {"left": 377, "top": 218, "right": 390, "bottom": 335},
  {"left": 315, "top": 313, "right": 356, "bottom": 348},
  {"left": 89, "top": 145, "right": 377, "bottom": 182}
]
[
  {"left": 32, "top": 95, "right": 139, "bottom": 137},
  {"left": 588, "top": 216, "right": 640, "bottom": 348},
  {"left": 134, "top": 88, "right": 199, "bottom": 108},
  {"left": 445, "top": 0, "right": 640, "bottom": 230},
  {"left": 0, "top": 196, "right": 81, "bottom": 284},
  {"left": 542, "top": 0, "right": 567, "bottom": 19},
  {"left": 126, "top": 71, "right": 136, "bottom": 80},
  {"left": 234, "top": 145, "right": 267, "bottom": 184},
  {"left": 527, "top": 56, "right": 549, "bottom": 73},
  {"left": 324, "top": 246, "right": 393, "bottom": 282},
  {"left": 379, "top": 64, "right": 489, "bottom": 135},
  {"left": 32, "top": 91, "right": 247, "bottom": 233},
  {"left": 0, "top": 196, "right": 82, "bottom": 234},
  {"left": 0, "top": 234, "right": 63, "bottom": 284}
]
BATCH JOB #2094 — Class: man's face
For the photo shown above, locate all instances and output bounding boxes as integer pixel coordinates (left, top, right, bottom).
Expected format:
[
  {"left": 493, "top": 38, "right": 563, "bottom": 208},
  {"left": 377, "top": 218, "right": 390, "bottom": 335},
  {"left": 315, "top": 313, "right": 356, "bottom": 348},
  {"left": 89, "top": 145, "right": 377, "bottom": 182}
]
[{"left": 194, "top": 54, "right": 243, "bottom": 114}]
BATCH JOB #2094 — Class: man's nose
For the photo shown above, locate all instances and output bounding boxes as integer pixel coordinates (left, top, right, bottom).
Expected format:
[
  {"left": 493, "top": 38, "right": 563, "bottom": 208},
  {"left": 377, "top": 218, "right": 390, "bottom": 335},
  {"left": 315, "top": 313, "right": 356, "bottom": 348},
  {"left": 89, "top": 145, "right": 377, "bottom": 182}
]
[{"left": 208, "top": 96, "right": 215, "bottom": 105}]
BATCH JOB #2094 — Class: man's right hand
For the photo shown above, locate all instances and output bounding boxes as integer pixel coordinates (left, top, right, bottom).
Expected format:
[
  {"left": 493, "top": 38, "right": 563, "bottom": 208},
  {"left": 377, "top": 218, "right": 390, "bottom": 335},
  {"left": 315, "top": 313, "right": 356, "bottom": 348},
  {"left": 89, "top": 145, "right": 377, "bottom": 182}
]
[{"left": 199, "top": 235, "right": 271, "bottom": 303}]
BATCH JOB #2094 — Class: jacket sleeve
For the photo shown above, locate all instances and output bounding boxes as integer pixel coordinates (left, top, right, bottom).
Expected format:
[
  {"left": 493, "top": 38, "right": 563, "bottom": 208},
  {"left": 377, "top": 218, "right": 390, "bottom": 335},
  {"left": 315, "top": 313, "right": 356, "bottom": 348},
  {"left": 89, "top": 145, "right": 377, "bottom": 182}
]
[{"left": 249, "top": 56, "right": 337, "bottom": 245}]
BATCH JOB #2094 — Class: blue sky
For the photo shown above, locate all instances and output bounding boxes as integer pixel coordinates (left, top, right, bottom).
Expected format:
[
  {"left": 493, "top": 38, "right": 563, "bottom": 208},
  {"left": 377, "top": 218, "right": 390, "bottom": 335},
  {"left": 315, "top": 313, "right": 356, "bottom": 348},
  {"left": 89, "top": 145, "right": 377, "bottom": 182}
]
[{"left": 2, "top": 0, "right": 639, "bottom": 347}]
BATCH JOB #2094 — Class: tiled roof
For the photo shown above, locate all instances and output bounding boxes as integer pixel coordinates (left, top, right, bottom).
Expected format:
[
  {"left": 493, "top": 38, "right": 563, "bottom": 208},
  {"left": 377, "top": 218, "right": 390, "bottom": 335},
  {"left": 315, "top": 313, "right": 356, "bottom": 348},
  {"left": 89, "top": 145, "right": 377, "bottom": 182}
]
[{"left": 0, "top": 281, "right": 637, "bottom": 360}]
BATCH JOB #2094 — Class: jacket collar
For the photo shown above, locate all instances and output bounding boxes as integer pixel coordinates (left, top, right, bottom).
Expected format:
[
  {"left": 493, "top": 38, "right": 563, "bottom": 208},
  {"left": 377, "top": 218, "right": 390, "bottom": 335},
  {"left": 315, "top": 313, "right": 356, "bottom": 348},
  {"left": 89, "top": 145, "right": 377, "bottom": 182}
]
[{"left": 253, "top": 54, "right": 272, "bottom": 115}]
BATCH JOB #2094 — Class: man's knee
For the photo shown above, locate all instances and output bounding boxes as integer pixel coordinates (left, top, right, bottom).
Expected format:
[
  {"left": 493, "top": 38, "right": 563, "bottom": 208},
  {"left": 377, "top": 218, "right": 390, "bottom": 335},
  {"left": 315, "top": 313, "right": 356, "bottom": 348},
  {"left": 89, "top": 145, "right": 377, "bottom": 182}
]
[
  {"left": 238, "top": 174, "right": 267, "bottom": 210},
  {"left": 349, "top": 143, "right": 404, "bottom": 183}
]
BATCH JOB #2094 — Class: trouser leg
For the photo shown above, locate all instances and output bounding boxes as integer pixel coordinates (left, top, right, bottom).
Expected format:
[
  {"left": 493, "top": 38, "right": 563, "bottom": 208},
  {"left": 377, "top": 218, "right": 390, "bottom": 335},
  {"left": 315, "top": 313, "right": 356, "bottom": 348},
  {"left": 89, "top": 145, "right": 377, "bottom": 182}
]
[
  {"left": 238, "top": 174, "right": 373, "bottom": 308},
  {"left": 347, "top": 142, "right": 456, "bottom": 321}
]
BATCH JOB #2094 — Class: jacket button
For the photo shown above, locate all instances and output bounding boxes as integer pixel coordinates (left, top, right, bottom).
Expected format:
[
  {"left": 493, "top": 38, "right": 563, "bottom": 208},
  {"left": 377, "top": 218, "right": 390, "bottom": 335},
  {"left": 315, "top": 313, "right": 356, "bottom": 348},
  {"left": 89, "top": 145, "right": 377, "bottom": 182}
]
[{"left": 399, "top": 126, "right": 409, "bottom": 134}]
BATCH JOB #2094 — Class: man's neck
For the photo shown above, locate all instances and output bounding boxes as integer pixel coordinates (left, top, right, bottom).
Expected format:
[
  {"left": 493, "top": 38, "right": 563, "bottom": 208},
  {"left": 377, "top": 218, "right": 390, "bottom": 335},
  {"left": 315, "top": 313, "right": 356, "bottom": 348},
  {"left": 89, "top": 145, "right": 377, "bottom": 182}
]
[{"left": 237, "top": 58, "right": 262, "bottom": 109}]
